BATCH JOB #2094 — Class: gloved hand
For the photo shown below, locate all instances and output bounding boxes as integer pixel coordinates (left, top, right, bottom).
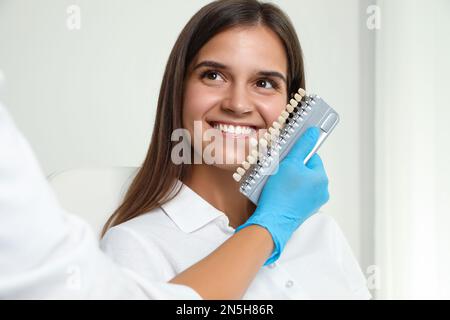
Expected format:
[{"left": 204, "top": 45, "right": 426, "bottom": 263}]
[{"left": 235, "top": 127, "right": 330, "bottom": 265}]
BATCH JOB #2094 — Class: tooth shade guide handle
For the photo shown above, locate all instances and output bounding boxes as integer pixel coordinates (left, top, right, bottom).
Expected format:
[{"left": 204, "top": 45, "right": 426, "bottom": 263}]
[{"left": 302, "top": 128, "right": 327, "bottom": 165}]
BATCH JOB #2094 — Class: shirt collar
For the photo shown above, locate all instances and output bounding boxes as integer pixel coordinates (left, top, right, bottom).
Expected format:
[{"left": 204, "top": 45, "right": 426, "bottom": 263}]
[{"left": 160, "top": 180, "right": 225, "bottom": 233}]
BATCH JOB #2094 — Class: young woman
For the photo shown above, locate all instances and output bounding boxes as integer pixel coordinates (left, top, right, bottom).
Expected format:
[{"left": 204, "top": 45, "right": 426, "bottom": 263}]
[
  {"left": 100, "top": 0, "right": 370, "bottom": 299},
  {"left": 0, "top": 0, "right": 333, "bottom": 300}
]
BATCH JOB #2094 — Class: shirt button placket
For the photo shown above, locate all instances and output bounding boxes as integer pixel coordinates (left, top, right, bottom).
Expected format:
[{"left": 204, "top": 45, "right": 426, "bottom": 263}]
[
  {"left": 285, "top": 280, "right": 294, "bottom": 288},
  {"left": 275, "top": 263, "right": 302, "bottom": 298}
]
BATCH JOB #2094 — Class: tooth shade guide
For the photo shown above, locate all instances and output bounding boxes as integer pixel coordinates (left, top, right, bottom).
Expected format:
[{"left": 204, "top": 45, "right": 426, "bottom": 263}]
[
  {"left": 277, "top": 116, "right": 285, "bottom": 125},
  {"left": 247, "top": 155, "right": 256, "bottom": 164},
  {"left": 233, "top": 173, "right": 242, "bottom": 182},
  {"left": 289, "top": 99, "right": 298, "bottom": 107},
  {"left": 234, "top": 88, "right": 339, "bottom": 205},
  {"left": 270, "top": 133, "right": 279, "bottom": 141},
  {"left": 294, "top": 93, "right": 302, "bottom": 101},
  {"left": 236, "top": 167, "right": 245, "bottom": 176}
]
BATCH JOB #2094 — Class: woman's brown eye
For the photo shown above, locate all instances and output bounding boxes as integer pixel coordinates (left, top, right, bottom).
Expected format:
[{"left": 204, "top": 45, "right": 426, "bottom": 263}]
[
  {"left": 201, "top": 71, "right": 224, "bottom": 82},
  {"left": 206, "top": 72, "right": 217, "bottom": 80},
  {"left": 257, "top": 79, "right": 276, "bottom": 89}
]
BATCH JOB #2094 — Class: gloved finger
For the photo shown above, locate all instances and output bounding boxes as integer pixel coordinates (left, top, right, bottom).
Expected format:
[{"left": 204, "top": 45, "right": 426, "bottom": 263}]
[
  {"left": 305, "top": 153, "right": 325, "bottom": 171},
  {"left": 284, "top": 126, "right": 319, "bottom": 165}
]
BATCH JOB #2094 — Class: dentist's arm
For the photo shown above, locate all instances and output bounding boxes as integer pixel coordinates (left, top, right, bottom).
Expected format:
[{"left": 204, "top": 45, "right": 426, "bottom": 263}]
[
  {"left": 0, "top": 102, "right": 327, "bottom": 299},
  {"left": 170, "top": 225, "right": 274, "bottom": 299},
  {"left": 0, "top": 102, "right": 195, "bottom": 299},
  {"left": 0, "top": 101, "right": 267, "bottom": 299}
]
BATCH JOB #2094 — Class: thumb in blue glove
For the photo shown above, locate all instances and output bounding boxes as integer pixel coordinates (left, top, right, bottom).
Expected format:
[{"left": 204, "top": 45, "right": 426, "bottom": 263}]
[{"left": 235, "top": 127, "right": 330, "bottom": 265}]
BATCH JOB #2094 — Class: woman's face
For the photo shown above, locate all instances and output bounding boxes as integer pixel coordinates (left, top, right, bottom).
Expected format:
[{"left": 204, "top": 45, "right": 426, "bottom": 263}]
[{"left": 183, "top": 25, "right": 288, "bottom": 170}]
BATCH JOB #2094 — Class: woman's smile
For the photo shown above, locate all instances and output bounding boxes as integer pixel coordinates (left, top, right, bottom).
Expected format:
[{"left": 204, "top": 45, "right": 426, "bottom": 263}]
[{"left": 207, "top": 120, "right": 263, "bottom": 139}]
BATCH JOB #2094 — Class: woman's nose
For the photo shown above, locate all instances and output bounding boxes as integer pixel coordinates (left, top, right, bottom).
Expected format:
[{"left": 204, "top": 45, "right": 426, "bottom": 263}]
[{"left": 220, "top": 84, "right": 254, "bottom": 115}]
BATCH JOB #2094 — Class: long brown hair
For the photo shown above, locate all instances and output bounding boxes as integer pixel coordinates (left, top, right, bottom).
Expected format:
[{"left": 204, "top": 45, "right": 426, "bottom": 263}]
[{"left": 101, "top": 0, "right": 306, "bottom": 237}]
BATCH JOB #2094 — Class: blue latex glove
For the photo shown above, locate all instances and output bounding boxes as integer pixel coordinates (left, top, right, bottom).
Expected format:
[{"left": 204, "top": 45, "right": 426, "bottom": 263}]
[{"left": 235, "top": 127, "right": 330, "bottom": 265}]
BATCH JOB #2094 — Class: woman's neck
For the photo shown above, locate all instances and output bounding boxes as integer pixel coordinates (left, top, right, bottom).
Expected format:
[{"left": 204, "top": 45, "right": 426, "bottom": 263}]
[{"left": 182, "top": 164, "right": 256, "bottom": 229}]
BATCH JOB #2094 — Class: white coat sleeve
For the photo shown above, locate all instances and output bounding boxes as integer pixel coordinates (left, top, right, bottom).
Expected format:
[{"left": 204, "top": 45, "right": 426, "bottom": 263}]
[{"left": 0, "top": 102, "right": 201, "bottom": 299}]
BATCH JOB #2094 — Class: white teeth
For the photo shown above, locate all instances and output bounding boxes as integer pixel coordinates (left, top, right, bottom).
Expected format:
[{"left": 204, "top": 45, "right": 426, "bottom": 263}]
[
  {"left": 242, "top": 161, "right": 250, "bottom": 170},
  {"left": 290, "top": 99, "right": 298, "bottom": 107},
  {"left": 213, "top": 122, "right": 256, "bottom": 136},
  {"left": 247, "top": 155, "right": 256, "bottom": 164}
]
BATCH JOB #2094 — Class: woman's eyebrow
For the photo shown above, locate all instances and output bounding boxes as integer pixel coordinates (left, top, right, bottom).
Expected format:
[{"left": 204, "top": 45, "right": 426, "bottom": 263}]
[
  {"left": 193, "top": 60, "right": 287, "bottom": 84},
  {"left": 257, "top": 71, "right": 287, "bottom": 84},
  {"left": 193, "top": 60, "right": 228, "bottom": 71}
]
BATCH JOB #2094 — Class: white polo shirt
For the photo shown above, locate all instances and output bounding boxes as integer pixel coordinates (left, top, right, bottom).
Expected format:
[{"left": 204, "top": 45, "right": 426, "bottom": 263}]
[{"left": 100, "top": 181, "right": 371, "bottom": 299}]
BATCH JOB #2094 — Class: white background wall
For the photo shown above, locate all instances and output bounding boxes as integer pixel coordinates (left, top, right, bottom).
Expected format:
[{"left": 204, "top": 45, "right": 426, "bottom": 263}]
[
  {"left": 374, "top": 0, "right": 450, "bottom": 299},
  {"left": 0, "top": 0, "right": 375, "bottom": 283}
]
